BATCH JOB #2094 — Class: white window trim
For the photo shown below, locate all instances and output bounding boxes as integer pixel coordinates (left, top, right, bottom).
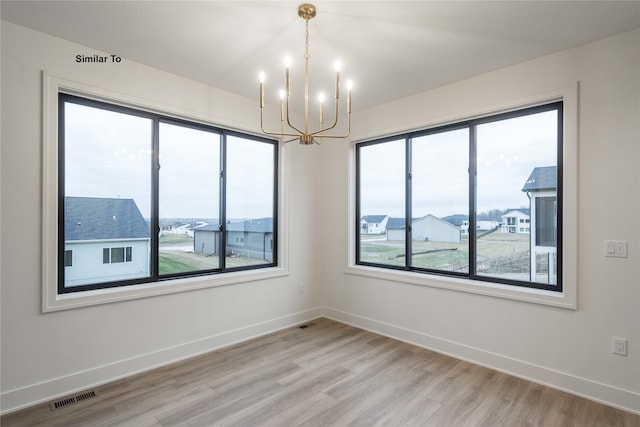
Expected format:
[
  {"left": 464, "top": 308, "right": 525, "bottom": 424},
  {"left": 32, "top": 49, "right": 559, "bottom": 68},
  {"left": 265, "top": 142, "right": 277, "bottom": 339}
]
[
  {"left": 346, "top": 82, "right": 578, "bottom": 310},
  {"left": 42, "top": 72, "right": 290, "bottom": 312}
]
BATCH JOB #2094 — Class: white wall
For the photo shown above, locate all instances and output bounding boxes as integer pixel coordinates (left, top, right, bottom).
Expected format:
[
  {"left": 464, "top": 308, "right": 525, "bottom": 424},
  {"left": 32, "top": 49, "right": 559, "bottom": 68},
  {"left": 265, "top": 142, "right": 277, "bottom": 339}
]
[
  {"left": 0, "top": 21, "right": 323, "bottom": 413},
  {"left": 320, "top": 29, "right": 640, "bottom": 413}
]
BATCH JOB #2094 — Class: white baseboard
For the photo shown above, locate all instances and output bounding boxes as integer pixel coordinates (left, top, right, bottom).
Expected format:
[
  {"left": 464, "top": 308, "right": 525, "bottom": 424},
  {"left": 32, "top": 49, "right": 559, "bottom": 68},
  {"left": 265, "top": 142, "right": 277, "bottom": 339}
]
[
  {"left": 321, "top": 306, "right": 640, "bottom": 415},
  {"left": 0, "top": 307, "right": 323, "bottom": 415}
]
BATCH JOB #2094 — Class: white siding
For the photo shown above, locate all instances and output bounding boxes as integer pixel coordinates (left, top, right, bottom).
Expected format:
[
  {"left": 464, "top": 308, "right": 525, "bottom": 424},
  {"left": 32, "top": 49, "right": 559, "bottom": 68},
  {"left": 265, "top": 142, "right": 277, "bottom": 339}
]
[
  {"left": 194, "top": 231, "right": 218, "bottom": 256},
  {"left": 411, "top": 215, "right": 460, "bottom": 243},
  {"left": 64, "top": 240, "right": 150, "bottom": 287}
]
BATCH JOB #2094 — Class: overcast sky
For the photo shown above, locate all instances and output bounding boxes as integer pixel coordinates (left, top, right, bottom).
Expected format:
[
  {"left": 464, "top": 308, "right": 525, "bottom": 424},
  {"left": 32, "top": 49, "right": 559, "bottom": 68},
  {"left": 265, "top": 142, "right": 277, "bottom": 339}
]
[
  {"left": 64, "top": 102, "right": 274, "bottom": 220},
  {"left": 65, "top": 101, "right": 557, "bottom": 222},
  {"left": 359, "top": 110, "right": 557, "bottom": 218}
]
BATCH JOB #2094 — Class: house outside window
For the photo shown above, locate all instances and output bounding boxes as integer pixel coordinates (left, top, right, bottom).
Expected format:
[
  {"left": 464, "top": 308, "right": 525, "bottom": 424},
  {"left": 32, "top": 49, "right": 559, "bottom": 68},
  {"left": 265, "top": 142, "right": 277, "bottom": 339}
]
[
  {"left": 356, "top": 102, "right": 562, "bottom": 291},
  {"left": 59, "top": 93, "right": 278, "bottom": 293}
]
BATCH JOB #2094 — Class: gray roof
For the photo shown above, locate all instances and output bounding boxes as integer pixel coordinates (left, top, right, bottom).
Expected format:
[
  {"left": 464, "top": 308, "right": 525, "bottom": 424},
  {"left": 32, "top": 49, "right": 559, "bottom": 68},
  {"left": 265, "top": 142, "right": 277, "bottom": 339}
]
[
  {"left": 361, "top": 215, "right": 387, "bottom": 224},
  {"left": 442, "top": 214, "right": 468, "bottom": 227},
  {"left": 522, "top": 166, "right": 557, "bottom": 192},
  {"left": 197, "top": 218, "right": 273, "bottom": 233},
  {"left": 65, "top": 197, "right": 149, "bottom": 241},
  {"left": 416, "top": 214, "right": 458, "bottom": 229},
  {"left": 386, "top": 217, "right": 406, "bottom": 230},
  {"left": 197, "top": 224, "right": 221, "bottom": 232}
]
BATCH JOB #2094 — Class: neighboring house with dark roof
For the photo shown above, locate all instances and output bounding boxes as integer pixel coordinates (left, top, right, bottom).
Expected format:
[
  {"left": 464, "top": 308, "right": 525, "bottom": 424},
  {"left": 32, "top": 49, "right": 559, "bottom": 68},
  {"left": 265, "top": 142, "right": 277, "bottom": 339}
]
[
  {"left": 64, "top": 197, "right": 150, "bottom": 287},
  {"left": 522, "top": 166, "right": 557, "bottom": 193},
  {"left": 385, "top": 217, "right": 406, "bottom": 239},
  {"left": 522, "top": 166, "right": 558, "bottom": 284},
  {"left": 193, "top": 218, "right": 274, "bottom": 261},
  {"left": 500, "top": 209, "right": 531, "bottom": 234},
  {"left": 386, "top": 214, "right": 461, "bottom": 243},
  {"left": 360, "top": 215, "right": 389, "bottom": 235}
]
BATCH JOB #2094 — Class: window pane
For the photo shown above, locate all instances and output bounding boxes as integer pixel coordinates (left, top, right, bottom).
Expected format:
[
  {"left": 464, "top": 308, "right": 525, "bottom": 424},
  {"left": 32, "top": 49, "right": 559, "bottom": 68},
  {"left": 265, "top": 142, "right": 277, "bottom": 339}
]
[
  {"left": 411, "top": 129, "right": 469, "bottom": 273},
  {"left": 475, "top": 109, "right": 558, "bottom": 285},
  {"left": 64, "top": 250, "right": 73, "bottom": 267},
  {"left": 111, "top": 247, "right": 125, "bottom": 263},
  {"left": 225, "top": 136, "right": 275, "bottom": 268},
  {"left": 358, "top": 139, "right": 405, "bottom": 267},
  {"left": 63, "top": 102, "right": 152, "bottom": 287},
  {"left": 159, "top": 123, "right": 221, "bottom": 275}
]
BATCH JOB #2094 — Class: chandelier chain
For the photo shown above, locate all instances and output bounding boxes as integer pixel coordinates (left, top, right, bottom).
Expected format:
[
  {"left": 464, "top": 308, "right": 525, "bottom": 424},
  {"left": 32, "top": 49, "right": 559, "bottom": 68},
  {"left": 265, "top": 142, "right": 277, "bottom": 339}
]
[{"left": 304, "top": 18, "right": 310, "bottom": 59}]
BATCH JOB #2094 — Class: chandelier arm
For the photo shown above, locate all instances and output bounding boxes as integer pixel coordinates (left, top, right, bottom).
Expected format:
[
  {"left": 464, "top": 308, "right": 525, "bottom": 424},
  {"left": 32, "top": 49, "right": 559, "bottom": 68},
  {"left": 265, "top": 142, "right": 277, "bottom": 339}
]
[
  {"left": 261, "top": 105, "right": 302, "bottom": 138},
  {"left": 310, "top": 112, "right": 351, "bottom": 139},
  {"left": 284, "top": 103, "right": 304, "bottom": 136},
  {"left": 259, "top": 124, "right": 303, "bottom": 139},
  {"left": 261, "top": 127, "right": 304, "bottom": 138}
]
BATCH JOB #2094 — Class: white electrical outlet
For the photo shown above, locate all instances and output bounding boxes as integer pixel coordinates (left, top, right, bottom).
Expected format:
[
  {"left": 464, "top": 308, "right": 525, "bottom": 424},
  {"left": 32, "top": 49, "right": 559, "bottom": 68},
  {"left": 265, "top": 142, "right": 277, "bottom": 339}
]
[{"left": 612, "top": 337, "right": 627, "bottom": 356}]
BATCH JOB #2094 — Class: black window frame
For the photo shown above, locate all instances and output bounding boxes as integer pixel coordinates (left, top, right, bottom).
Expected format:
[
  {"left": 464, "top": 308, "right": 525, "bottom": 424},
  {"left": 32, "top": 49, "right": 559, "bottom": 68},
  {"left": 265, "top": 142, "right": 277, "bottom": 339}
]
[
  {"left": 356, "top": 102, "right": 563, "bottom": 292},
  {"left": 58, "top": 93, "right": 279, "bottom": 294}
]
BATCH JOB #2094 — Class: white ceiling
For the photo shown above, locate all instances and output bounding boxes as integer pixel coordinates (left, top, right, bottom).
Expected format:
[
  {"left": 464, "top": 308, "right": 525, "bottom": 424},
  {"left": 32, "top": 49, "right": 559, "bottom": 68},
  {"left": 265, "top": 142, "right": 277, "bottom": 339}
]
[{"left": 2, "top": 1, "right": 639, "bottom": 111}]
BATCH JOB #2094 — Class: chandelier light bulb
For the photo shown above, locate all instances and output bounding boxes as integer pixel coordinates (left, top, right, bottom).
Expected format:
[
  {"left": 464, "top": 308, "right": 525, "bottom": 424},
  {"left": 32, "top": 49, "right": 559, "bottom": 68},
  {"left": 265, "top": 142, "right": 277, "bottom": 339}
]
[
  {"left": 259, "top": 72, "right": 265, "bottom": 83},
  {"left": 318, "top": 93, "right": 325, "bottom": 103},
  {"left": 347, "top": 80, "right": 353, "bottom": 90},
  {"left": 334, "top": 60, "right": 341, "bottom": 72},
  {"left": 279, "top": 89, "right": 285, "bottom": 99},
  {"left": 284, "top": 56, "right": 292, "bottom": 68}
]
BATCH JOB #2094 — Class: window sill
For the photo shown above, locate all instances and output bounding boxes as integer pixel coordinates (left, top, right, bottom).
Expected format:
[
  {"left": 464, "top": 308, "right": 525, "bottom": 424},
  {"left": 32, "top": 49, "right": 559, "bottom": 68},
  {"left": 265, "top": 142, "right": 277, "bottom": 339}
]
[
  {"left": 344, "top": 264, "right": 576, "bottom": 309},
  {"left": 44, "top": 267, "right": 289, "bottom": 313}
]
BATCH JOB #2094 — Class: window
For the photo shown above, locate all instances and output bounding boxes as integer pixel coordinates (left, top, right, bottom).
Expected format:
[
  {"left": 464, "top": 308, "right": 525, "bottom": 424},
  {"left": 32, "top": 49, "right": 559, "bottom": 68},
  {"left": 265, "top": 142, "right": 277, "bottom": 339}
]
[
  {"left": 356, "top": 102, "right": 562, "bottom": 291},
  {"left": 101, "top": 247, "right": 132, "bottom": 264},
  {"left": 111, "top": 247, "right": 125, "bottom": 263},
  {"left": 59, "top": 94, "right": 278, "bottom": 294},
  {"left": 64, "top": 250, "right": 73, "bottom": 267},
  {"left": 535, "top": 197, "right": 557, "bottom": 247}
]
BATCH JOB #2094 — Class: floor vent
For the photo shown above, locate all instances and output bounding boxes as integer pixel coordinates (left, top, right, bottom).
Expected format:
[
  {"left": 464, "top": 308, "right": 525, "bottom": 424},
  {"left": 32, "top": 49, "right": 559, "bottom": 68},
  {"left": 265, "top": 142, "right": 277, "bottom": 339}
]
[
  {"left": 298, "top": 322, "right": 315, "bottom": 329},
  {"left": 50, "top": 390, "right": 98, "bottom": 411}
]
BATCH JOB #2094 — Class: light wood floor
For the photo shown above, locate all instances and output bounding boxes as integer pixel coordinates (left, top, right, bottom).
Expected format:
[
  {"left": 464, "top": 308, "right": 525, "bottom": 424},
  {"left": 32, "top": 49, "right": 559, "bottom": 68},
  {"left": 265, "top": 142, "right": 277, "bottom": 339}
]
[{"left": 2, "top": 318, "right": 638, "bottom": 426}]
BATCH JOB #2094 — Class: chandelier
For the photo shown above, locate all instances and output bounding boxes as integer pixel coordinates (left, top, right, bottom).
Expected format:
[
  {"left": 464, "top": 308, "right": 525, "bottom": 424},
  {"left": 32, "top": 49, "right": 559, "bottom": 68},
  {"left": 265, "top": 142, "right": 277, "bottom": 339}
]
[{"left": 259, "top": 3, "right": 352, "bottom": 145}]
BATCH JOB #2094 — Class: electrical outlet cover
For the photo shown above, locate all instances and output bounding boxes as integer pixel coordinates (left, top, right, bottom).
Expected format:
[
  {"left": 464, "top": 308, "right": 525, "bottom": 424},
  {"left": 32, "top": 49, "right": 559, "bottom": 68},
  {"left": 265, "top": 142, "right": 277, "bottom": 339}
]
[{"left": 612, "top": 337, "right": 628, "bottom": 356}]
